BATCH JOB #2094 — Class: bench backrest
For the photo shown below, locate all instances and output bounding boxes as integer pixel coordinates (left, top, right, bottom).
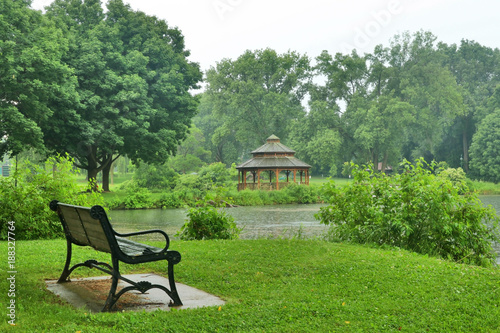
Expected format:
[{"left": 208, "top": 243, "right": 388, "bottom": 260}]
[{"left": 51, "top": 201, "right": 114, "bottom": 253}]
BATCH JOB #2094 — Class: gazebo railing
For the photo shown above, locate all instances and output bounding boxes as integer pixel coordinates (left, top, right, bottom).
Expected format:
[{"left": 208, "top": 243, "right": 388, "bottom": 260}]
[{"left": 238, "top": 182, "right": 305, "bottom": 191}]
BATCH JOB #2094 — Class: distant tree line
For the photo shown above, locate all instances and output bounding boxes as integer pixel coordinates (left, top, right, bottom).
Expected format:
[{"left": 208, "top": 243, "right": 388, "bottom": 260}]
[
  {"left": 2, "top": 1, "right": 500, "bottom": 188},
  {"left": 198, "top": 31, "right": 500, "bottom": 182}
]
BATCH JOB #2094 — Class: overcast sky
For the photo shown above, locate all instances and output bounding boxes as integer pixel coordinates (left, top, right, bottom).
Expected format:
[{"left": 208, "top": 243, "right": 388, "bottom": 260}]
[{"left": 31, "top": 0, "right": 500, "bottom": 73}]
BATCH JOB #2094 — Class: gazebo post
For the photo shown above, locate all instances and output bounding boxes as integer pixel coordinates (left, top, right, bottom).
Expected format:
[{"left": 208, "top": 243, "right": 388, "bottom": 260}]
[
  {"left": 276, "top": 168, "right": 280, "bottom": 190},
  {"left": 238, "top": 170, "right": 241, "bottom": 190},
  {"left": 257, "top": 170, "right": 261, "bottom": 189}
]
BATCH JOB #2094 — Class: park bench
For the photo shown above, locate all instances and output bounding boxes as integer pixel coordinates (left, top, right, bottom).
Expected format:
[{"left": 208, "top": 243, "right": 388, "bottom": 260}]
[{"left": 49, "top": 200, "right": 182, "bottom": 311}]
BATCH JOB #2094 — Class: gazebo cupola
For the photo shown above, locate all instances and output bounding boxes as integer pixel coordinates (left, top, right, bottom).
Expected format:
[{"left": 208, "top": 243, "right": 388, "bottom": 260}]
[{"left": 236, "top": 135, "right": 311, "bottom": 191}]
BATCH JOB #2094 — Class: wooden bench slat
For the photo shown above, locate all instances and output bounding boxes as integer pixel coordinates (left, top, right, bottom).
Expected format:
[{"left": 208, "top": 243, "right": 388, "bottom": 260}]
[
  {"left": 59, "top": 207, "right": 90, "bottom": 245},
  {"left": 117, "top": 238, "right": 161, "bottom": 257}
]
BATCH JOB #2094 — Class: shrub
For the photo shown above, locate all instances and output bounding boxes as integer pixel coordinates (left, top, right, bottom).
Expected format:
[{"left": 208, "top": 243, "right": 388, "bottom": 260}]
[
  {"left": 230, "top": 189, "right": 265, "bottom": 206},
  {"left": 316, "top": 158, "right": 500, "bottom": 266},
  {"left": 283, "top": 183, "right": 318, "bottom": 203},
  {"left": 133, "top": 162, "right": 179, "bottom": 190},
  {"left": 197, "top": 162, "right": 232, "bottom": 189},
  {"left": 0, "top": 155, "right": 104, "bottom": 240},
  {"left": 156, "top": 192, "right": 183, "bottom": 208},
  {"left": 436, "top": 167, "right": 473, "bottom": 193},
  {"left": 177, "top": 197, "right": 241, "bottom": 240},
  {"left": 123, "top": 186, "right": 152, "bottom": 209}
]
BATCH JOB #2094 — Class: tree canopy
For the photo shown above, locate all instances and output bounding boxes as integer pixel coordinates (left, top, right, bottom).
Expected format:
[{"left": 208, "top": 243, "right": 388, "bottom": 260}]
[
  {"left": 4, "top": 3, "right": 500, "bottom": 185},
  {"left": 203, "top": 48, "right": 311, "bottom": 164},
  {"left": 0, "top": 0, "right": 77, "bottom": 156},
  {"left": 41, "top": 0, "right": 202, "bottom": 190}
]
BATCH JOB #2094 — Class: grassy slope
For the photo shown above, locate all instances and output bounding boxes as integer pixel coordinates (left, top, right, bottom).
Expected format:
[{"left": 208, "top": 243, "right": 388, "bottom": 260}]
[{"left": 2, "top": 239, "right": 500, "bottom": 332}]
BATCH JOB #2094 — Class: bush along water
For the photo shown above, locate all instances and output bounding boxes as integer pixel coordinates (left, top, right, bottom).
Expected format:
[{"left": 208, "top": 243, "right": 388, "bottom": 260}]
[
  {"left": 177, "top": 194, "right": 241, "bottom": 240},
  {"left": 316, "top": 158, "right": 500, "bottom": 266},
  {"left": 0, "top": 155, "right": 104, "bottom": 240}
]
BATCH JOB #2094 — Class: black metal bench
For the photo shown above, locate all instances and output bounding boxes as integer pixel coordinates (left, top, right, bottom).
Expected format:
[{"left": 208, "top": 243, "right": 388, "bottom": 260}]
[{"left": 49, "top": 200, "right": 182, "bottom": 311}]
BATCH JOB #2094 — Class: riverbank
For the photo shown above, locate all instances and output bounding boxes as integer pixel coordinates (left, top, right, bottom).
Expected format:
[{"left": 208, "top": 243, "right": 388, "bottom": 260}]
[
  {"left": 99, "top": 177, "right": 500, "bottom": 210},
  {"left": 3, "top": 239, "right": 500, "bottom": 332}
]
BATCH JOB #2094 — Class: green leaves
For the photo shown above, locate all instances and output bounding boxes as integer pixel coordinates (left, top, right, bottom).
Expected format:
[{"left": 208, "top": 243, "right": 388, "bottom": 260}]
[
  {"left": 177, "top": 196, "right": 241, "bottom": 240},
  {"left": 0, "top": 0, "right": 77, "bottom": 156},
  {"left": 204, "top": 48, "right": 311, "bottom": 157},
  {"left": 470, "top": 108, "right": 500, "bottom": 183},
  {"left": 40, "top": 0, "right": 202, "bottom": 190},
  {"left": 0, "top": 155, "right": 104, "bottom": 240},
  {"left": 317, "top": 159, "right": 500, "bottom": 266}
]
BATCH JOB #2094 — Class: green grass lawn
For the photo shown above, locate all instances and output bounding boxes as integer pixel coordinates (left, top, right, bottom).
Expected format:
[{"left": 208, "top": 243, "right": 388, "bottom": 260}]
[{"left": 2, "top": 239, "right": 500, "bottom": 332}]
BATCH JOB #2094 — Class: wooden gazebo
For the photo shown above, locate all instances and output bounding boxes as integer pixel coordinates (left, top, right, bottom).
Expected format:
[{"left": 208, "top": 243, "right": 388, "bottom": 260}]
[{"left": 236, "top": 135, "right": 311, "bottom": 191}]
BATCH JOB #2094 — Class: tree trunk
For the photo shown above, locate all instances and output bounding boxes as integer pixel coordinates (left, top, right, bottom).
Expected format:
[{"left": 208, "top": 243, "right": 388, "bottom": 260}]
[
  {"left": 102, "top": 161, "right": 111, "bottom": 192},
  {"left": 381, "top": 151, "right": 389, "bottom": 174},
  {"left": 372, "top": 147, "right": 379, "bottom": 173},
  {"left": 462, "top": 120, "right": 469, "bottom": 172},
  {"left": 101, "top": 154, "right": 118, "bottom": 192},
  {"left": 87, "top": 146, "right": 100, "bottom": 192}
]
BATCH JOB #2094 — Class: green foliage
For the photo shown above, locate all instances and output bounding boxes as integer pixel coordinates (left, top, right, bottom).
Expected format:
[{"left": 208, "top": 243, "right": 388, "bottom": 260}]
[
  {"left": 197, "top": 162, "right": 232, "bottom": 188},
  {"left": 229, "top": 189, "right": 266, "bottom": 206},
  {"left": 436, "top": 167, "right": 473, "bottom": 193},
  {"left": 0, "top": 0, "right": 77, "bottom": 156},
  {"left": 177, "top": 196, "right": 241, "bottom": 240},
  {"left": 133, "top": 162, "right": 179, "bottom": 190},
  {"left": 168, "top": 125, "right": 210, "bottom": 174},
  {"left": 157, "top": 192, "right": 183, "bottom": 209},
  {"left": 316, "top": 159, "right": 500, "bottom": 266},
  {"left": 282, "top": 183, "right": 318, "bottom": 204},
  {"left": 0, "top": 155, "right": 103, "bottom": 240},
  {"left": 470, "top": 108, "right": 500, "bottom": 183},
  {"left": 123, "top": 186, "right": 152, "bottom": 209},
  {"left": 204, "top": 48, "right": 311, "bottom": 155},
  {"left": 43, "top": 0, "right": 202, "bottom": 189}
]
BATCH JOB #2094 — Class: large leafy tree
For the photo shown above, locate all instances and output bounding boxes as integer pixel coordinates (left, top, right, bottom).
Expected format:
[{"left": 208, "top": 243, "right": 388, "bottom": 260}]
[
  {"left": 44, "top": 0, "right": 201, "bottom": 190},
  {"left": 375, "top": 32, "right": 465, "bottom": 162},
  {"left": 0, "top": 0, "right": 77, "bottom": 156},
  {"left": 204, "top": 48, "right": 311, "bottom": 159},
  {"left": 193, "top": 93, "right": 242, "bottom": 165},
  {"left": 469, "top": 107, "right": 500, "bottom": 183},
  {"left": 289, "top": 100, "right": 342, "bottom": 176},
  {"left": 437, "top": 40, "right": 500, "bottom": 171},
  {"left": 168, "top": 125, "right": 210, "bottom": 174}
]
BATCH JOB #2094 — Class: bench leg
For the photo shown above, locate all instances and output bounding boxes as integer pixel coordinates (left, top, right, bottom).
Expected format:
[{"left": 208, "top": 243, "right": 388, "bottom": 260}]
[
  {"left": 58, "top": 238, "right": 73, "bottom": 283},
  {"left": 102, "top": 257, "right": 120, "bottom": 312},
  {"left": 167, "top": 260, "right": 182, "bottom": 306}
]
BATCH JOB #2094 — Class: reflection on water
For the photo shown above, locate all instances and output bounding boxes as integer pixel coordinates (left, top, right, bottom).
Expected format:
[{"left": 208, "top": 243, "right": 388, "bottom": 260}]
[{"left": 109, "top": 196, "right": 500, "bottom": 262}]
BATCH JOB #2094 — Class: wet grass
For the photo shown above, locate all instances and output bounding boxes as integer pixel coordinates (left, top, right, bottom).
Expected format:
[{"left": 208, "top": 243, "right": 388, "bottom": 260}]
[{"left": 2, "top": 239, "right": 500, "bottom": 332}]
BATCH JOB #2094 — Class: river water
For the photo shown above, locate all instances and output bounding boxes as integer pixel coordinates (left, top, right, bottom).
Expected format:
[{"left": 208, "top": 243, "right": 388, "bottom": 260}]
[
  {"left": 108, "top": 203, "right": 328, "bottom": 240},
  {"left": 109, "top": 196, "right": 500, "bottom": 261}
]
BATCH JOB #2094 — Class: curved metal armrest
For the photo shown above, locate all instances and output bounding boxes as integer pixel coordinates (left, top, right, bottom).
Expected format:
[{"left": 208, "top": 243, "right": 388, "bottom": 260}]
[{"left": 114, "top": 229, "right": 170, "bottom": 251}]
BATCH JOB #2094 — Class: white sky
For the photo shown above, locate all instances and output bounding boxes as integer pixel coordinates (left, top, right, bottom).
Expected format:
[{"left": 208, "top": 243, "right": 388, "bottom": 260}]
[{"left": 31, "top": 0, "right": 500, "bottom": 74}]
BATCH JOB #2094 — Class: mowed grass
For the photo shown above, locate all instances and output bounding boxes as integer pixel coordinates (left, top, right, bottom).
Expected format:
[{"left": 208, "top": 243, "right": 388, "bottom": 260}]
[{"left": 2, "top": 239, "right": 500, "bottom": 332}]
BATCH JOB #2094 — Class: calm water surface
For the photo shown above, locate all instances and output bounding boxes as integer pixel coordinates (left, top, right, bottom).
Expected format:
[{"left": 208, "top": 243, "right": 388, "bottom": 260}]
[
  {"left": 109, "top": 196, "right": 500, "bottom": 261},
  {"left": 108, "top": 203, "right": 328, "bottom": 240}
]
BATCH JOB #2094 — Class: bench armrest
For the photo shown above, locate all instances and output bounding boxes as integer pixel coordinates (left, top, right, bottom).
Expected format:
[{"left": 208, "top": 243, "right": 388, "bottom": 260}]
[{"left": 114, "top": 229, "right": 170, "bottom": 252}]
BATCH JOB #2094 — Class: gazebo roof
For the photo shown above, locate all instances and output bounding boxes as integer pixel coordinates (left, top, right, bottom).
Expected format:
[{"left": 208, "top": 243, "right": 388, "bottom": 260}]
[
  {"left": 237, "top": 156, "right": 311, "bottom": 169},
  {"left": 237, "top": 135, "right": 311, "bottom": 170},
  {"left": 251, "top": 135, "right": 295, "bottom": 154}
]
